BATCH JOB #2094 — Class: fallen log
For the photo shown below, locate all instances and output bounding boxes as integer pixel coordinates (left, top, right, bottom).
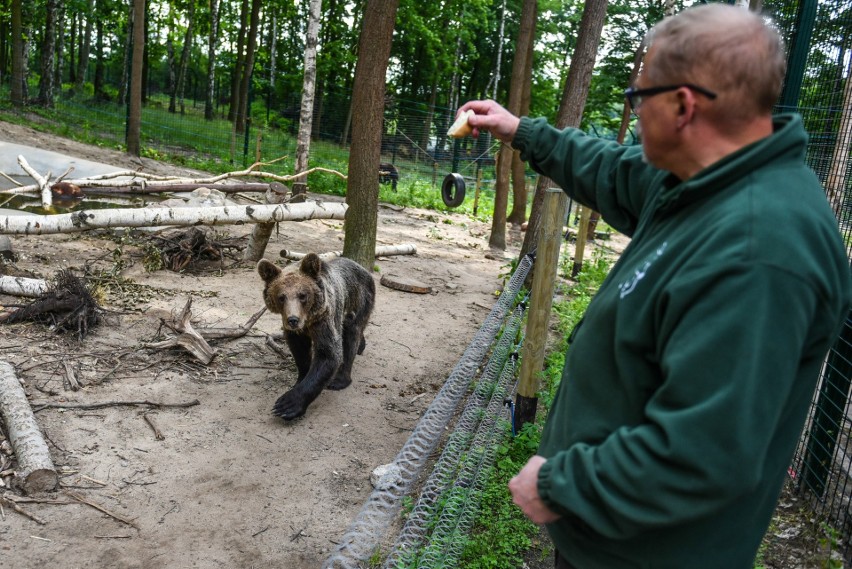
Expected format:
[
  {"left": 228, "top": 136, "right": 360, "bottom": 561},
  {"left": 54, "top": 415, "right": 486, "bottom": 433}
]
[
  {"left": 0, "top": 163, "right": 347, "bottom": 195},
  {"left": 85, "top": 182, "right": 273, "bottom": 194},
  {"left": 279, "top": 243, "right": 417, "bottom": 261},
  {"left": 0, "top": 276, "right": 48, "bottom": 298},
  {"left": 0, "top": 200, "right": 348, "bottom": 236},
  {"left": 0, "top": 361, "right": 58, "bottom": 494}
]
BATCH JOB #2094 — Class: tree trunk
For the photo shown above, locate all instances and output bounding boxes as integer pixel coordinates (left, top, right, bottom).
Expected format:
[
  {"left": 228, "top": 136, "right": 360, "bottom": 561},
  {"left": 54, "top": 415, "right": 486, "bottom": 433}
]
[
  {"left": 74, "top": 0, "right": 93, "bottom": 94},
  {"left": 166, "top": 36, "right": 176, "bottom": 111},
  {"left": 229, "top": 0, "right": 249, "bottom": 125},
  {"left": 171, "top": 0, "right": 195, "bottom": 115},
  {"left": 342, "top": 0, "right": 400, "bottom": 270},
  {"left": 489, "top": 0, "right": 536, "bottom": 251},
  {"left": 93, "top": 0, "right": 106, "bottom": 101},
  {"left": 292, "top": 0, "right": 322, "bottom": 200},
  {"left": 507, "top": 14, "right": 536, "bottom": 227},
  {"left": 118, "top": 13, "right": 132, "bottom": 105},
  {"left": 235, "top": 0, "right": 261, "bottom": 134},
  {"left": 53, "top": 2, "right": 64, "bottom": 91},
  {"left": 0, "top": 361, "right": 58, "bottom": 494},
  {"left": 204, "top": 0, "right": 221, "bottom": 120},
  {"left": 126, "top": 0, "right": 145, "bottom": 156},
  {"left": 519, "top": 0, "right": 608, "bottom": 263},
  {"left": 10, "top": 0, "right": 24, "bottom": 107},
  {"left": 36, "top": 0, "right": 58, "bottom": 107},
  {"left": 242, "top": 183, "right": 289, "bottom": 261}
]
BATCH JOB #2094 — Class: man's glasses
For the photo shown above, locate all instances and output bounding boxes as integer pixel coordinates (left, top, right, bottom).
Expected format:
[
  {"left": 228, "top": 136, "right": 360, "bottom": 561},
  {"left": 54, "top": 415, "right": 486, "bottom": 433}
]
[{"left": 624, "top": 84, "right": 718, "bottom": 113}]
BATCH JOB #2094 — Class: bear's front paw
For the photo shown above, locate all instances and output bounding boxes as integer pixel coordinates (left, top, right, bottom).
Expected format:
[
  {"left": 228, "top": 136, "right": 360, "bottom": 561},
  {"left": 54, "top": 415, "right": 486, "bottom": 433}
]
[
  {"left": 327, "top": 374, "right": 352, "bottom": 391},
  {"left": 273, "top": 390, "right": 308, "bottom": 420}
]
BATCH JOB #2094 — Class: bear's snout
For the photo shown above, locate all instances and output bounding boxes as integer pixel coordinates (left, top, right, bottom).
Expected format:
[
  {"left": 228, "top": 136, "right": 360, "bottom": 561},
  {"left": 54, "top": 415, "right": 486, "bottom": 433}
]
[{"left": 286, "top": 316, "right": 301, "bottom": 329}]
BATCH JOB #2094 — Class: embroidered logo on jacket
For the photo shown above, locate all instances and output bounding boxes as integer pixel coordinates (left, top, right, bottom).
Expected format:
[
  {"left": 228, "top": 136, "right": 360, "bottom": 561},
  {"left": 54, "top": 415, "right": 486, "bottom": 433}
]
[{"left": 618, "top": 242, "right": 668, "bottom": 299}]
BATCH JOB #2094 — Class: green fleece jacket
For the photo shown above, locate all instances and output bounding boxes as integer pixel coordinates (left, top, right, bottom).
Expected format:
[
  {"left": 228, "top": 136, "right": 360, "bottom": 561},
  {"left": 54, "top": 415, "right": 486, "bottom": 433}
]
[{"left": 512, "top": 114, "right": 851, "bottom": 568}]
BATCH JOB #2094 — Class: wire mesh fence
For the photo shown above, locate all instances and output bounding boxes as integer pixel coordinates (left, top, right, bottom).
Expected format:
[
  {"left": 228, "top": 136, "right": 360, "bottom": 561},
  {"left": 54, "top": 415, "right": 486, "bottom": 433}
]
[{"left": 768, "top": 0, "right": 852, "bottom": 560}]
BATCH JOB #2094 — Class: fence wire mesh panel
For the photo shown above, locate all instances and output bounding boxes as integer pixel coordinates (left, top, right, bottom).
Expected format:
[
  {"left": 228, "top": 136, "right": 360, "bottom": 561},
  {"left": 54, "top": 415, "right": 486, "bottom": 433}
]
[
  {"left": 322, "top": 255, "right": 532, "bottom": 569},
  {"left": 767, "top": 0, "right": 852, "bottom": 558}
]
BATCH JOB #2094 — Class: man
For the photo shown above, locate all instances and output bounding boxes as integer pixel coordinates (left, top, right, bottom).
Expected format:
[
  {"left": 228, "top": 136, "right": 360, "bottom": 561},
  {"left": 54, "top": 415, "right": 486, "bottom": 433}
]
[{"left": 459, "top": 4, "right": 851, "bottom": 568}]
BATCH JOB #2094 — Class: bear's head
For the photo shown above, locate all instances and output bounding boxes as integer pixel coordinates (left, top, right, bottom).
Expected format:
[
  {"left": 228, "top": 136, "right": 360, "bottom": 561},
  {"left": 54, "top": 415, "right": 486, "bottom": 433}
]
[{"left": 257, "top": 253, "right": 326, "bottom": 332}]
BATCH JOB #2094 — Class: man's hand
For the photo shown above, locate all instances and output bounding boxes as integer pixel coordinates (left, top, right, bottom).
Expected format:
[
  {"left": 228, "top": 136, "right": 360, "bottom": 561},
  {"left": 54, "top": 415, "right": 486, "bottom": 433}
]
[
  {"left": 456, "top": 100, "right": 521, "bottom": 144},
  {"left": 509, "top": 455, "right": 561, "bottom": 524}
]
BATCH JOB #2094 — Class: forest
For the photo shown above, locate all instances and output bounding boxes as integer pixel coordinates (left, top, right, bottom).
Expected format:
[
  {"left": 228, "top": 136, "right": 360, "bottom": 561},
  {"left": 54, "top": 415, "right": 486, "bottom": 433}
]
[{"left": 0, "top": 0, "right": 676, "bottom": 146}]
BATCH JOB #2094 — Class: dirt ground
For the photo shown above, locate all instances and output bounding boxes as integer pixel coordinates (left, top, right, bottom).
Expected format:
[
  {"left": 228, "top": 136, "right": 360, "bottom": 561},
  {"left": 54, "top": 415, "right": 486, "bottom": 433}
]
[{"left": 0, "top": 123, "right": 529, "bottom": 569}]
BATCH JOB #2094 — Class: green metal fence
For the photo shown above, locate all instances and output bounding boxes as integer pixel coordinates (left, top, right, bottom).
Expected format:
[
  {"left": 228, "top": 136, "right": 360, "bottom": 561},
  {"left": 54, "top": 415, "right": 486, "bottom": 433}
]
[{"left": 768, "top": 0, "right": 852, "bottom": 559}]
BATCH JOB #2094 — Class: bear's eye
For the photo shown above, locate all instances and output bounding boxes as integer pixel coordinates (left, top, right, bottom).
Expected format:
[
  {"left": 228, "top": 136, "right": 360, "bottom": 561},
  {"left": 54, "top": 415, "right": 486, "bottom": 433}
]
[
  {"left": 298, "top": 292, "right": 308, "bottom": 303},
  {"left": 278, "top": 294, "right": 287, "bottom": 304}
]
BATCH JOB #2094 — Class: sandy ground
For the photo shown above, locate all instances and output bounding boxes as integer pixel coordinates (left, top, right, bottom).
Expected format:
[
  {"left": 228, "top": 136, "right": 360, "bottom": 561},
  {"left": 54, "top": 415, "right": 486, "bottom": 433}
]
[{"left": 0, "top": 123, "right": 527, "bottom": 568}]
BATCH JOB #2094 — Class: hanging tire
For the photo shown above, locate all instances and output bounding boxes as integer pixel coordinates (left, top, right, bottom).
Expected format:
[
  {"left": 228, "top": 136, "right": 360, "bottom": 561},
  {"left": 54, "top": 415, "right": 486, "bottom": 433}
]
[{"left": 441, "top": 173, "right": 466, "bottom": 208}]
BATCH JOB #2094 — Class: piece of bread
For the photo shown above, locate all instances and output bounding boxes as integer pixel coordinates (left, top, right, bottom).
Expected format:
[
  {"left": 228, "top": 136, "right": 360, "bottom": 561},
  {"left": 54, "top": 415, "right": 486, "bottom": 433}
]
[{"left": 447, "top": 109, "right": 475, "bottom": 138}]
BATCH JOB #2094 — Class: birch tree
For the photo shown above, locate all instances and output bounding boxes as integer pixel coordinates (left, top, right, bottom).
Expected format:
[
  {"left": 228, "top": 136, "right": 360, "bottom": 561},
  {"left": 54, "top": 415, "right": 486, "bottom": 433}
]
[
  {"left": 204, "top": 0, "right": 221, "bottom": 120},
  {"left": 292, "top": 0, "right": 322, "bottom": 201}
]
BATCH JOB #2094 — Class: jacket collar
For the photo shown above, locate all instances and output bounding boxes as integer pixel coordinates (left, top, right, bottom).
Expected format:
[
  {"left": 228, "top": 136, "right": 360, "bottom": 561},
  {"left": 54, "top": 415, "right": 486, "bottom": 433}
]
[{"left": 655, "top": 113, "right": 807, "bottom": 215}]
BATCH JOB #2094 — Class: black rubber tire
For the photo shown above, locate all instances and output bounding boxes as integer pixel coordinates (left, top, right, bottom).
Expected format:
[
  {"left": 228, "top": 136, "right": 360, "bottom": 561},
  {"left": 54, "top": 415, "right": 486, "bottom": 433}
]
[{"left": 441, "top": 173, "right": 466, "bottom": 208}]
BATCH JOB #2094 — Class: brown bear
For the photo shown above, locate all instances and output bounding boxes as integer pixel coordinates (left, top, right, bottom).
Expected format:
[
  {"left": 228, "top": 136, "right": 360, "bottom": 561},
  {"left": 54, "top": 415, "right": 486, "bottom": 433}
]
[{"left": 257, "top": 253, "right": 375, "bottom": 420}]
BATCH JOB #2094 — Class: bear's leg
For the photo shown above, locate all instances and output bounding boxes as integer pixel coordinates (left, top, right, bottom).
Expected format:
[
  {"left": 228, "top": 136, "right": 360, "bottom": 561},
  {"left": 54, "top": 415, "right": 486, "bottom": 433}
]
[
  {"left": 285, "top": 332, "right": 312, "bottom": 382},
  {"left": 328, "top": 321, "right": 363, "bottom": 390},
  {"left": 273, "top": 326, "right": 341, "bottom": 420}
]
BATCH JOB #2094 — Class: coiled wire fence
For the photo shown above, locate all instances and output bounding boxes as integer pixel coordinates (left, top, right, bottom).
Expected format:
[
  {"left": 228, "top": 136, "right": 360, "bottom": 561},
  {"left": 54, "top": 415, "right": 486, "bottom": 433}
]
[{"left": 323, "top": 254, "right": 533, "bottom": 569}]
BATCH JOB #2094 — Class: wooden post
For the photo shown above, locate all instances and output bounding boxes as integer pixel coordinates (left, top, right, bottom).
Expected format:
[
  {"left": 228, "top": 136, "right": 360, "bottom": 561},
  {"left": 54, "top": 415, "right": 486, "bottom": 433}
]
[
  {"left": 515, "top": 188, "right": 567, "bottom": 427},
  {"left": 572, "top": 205, "right": 592, "bottom": 277},
  {"left": 473, "top": 167, "right": 482, "bottom": 216}
]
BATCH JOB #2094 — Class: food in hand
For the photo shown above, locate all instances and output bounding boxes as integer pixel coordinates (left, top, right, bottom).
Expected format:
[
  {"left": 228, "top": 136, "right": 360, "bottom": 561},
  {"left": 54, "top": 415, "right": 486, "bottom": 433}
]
[{"left": 447, "top": 110, "right": 475, "bottom": 138}]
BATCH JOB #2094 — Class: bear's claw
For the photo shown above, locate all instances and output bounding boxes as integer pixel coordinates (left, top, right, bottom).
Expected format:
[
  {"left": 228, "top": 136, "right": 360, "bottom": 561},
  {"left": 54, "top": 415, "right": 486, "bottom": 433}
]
[{"left": 273, "top": 391, "right": 307, "bottom": 420}]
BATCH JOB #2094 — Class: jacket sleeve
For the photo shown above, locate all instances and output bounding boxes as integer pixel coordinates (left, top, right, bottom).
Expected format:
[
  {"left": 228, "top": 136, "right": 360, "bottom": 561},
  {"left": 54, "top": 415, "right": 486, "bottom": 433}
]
[
  {"left": 512, "top": 116, "right": 662, "bottom": 237},
  {"left": 535, "top": 262, "right": 833, "bottom": 539}
]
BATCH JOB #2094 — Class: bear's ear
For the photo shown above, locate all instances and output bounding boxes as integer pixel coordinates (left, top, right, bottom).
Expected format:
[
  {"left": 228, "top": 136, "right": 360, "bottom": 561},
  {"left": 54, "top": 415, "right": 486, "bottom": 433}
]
[
  {"left": 257, "top": 259, "right": 282, "bottom": 283},
  {"left": 300, "top": 253, "right": 323, "bottom": 280}
]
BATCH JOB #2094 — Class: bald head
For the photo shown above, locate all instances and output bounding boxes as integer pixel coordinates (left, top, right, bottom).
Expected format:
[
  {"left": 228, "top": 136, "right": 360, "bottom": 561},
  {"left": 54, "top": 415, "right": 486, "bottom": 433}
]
[{"left": 645, "top": 4, "right": 786, "bottom": 122}]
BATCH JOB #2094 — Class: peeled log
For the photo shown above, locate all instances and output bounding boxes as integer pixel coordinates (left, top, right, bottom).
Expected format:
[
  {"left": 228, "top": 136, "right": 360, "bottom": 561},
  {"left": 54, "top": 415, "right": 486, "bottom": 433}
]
[
  {"left": 0, "top": 276, "right": 48, "bottom": 298},
  {"left": 279, "top": 243, "right": 417, "bottom": 261},
  {"left": 0, "top": 361, "right": 58, "bottom": 493},
  {"left": 0, "top": 201, "right": 348, "bottom": 236}
]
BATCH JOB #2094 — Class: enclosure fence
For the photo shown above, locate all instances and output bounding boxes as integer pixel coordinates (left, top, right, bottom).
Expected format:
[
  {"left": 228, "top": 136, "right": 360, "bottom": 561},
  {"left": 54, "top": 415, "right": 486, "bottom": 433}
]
[
  {"left": 322, "top": 255, "right": 532, "bottom": 568},
  {"left": 767, "top": 0, "right": 852, "bottom": 560}
]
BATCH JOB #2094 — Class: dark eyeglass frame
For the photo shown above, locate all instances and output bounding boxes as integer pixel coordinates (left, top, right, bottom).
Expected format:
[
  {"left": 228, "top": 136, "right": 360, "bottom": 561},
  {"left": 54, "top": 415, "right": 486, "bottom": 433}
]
[{"left": 624, "top": 84, "right": 718, "bottom": 112}]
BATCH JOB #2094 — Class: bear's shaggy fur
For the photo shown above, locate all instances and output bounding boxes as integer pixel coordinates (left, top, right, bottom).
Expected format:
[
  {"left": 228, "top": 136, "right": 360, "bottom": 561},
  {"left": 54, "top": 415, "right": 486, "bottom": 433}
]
[{"left": 257, "top": 253, "right": 375, "bottom": 420}]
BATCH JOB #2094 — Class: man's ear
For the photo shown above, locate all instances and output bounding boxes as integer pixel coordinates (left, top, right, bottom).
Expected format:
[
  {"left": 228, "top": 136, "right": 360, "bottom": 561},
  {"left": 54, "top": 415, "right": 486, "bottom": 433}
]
[{"left": 675, "top": 89, "right": 695, "bottom": 129}]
